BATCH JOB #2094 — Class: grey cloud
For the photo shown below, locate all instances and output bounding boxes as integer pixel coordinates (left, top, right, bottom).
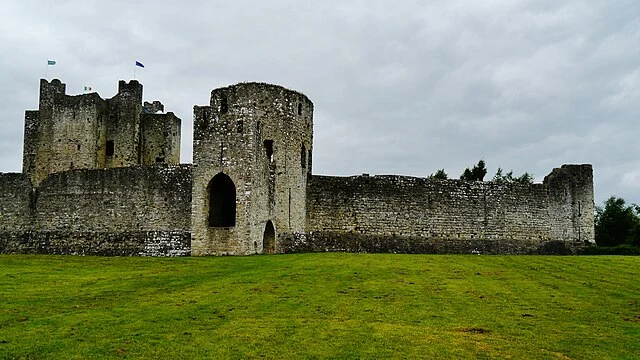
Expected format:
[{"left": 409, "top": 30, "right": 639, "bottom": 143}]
[{"left": 1, "top": 0, "right": 639, "bottom": 205}]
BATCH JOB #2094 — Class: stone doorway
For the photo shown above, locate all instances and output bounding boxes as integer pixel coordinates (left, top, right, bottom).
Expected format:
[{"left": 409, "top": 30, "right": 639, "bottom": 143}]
[
  {"left": 263, "top": 220, "right": 275, "bottom": 254},
  {"left": 207, "top": 172, "right": 236, "bottom": 227}
]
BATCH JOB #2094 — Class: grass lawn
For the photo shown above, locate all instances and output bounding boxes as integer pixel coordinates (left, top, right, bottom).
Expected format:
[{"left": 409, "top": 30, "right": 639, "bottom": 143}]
[{"left": 0, "top": 253, "right": 639, "bottom": 359}]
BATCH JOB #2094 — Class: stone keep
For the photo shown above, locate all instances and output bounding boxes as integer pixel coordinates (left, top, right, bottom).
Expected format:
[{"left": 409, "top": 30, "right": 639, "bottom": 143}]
[
  {"left": 22, "top": 79, "right": 181, "bottom": 186},
  {"left": 192, "top": 83, "right": 313, "bottom": 255}
]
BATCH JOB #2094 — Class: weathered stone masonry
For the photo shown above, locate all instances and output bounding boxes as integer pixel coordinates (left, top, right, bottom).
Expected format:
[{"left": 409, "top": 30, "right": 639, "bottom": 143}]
[
  {"left": 0, "top": 79, "right": 595, "bottom": 256},
  {"left": 23, "top": 79, "right": 181, "bottom": 186},
  {"left": 1, "top": 165, "right": 191, "bottom": 256},
  {"left": 279, "top": 164, "right": 594, "bottom": 254},
  {"left": 192, "top": 83, "right": 313, "bottom": 255}
]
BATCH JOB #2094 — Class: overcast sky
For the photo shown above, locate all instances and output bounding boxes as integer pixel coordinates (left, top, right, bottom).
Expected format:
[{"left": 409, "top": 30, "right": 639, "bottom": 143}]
[{"left": 1, "top": 0, "right": 638, "bottom": 205}]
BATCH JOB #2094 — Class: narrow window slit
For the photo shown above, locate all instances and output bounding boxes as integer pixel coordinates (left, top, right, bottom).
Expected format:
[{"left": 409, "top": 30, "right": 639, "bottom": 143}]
[
  {"left": 264, "top": 140, "right": 274, "bottom": 162},
  {"left": 220, "top": 96, "right": 228, "bottom": 114},
  {"left": 106, "top": 140, "right": 114, "bottom": 156}
]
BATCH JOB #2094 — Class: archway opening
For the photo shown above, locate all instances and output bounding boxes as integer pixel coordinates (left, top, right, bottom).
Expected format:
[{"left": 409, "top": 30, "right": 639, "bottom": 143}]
[
  {"left": 263, "top": 220, "right": 275, "bottom": 254},
  {"left": 208, "top": 173, "right": 236, "bottom": 227}
]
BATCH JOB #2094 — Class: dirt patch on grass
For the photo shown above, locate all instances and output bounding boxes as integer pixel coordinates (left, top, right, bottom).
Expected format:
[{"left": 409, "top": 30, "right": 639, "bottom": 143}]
[
  {"left": 623, "top": 315, "right": 640, "bottom": 322},
  {"left": 458, "top": 327, "right": 491, "bottom": 334}
]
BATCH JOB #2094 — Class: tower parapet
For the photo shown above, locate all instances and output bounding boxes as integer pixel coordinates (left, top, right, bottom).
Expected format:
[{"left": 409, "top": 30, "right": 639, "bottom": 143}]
[
  {"left": 117, "top": 80, "right": 143, "bottom": 103},
  {"left": 144, "top": 101, "right": 164, "bottom": 113},
  {"left": 39, "top": 79, "right": 66, "bottom": 105}
]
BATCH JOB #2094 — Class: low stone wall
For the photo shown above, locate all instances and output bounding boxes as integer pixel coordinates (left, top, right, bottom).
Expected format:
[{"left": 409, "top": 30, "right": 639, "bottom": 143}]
[
  {"left": 35, "top": 164, "right": 192, "bottom": 233},
  {"left": 306, "top": 166, "right": 594, "bottom": 245},
  {"left": 0, "top": 173, "right": 33, "bottom": 232},
  {"left": 0, "top": 231, "right": 190, "bottom": 257},
  {"left": 278, "top": 232, "right": 585, "bottom": 255},
  {"left": 0, "top": 164, "right": 193, "bottom": 257}
]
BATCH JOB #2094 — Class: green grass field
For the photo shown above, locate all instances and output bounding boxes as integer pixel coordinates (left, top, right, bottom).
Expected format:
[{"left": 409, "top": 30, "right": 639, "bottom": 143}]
[{"left": 1, "top": 254, "right": 639, "bottom": 359}]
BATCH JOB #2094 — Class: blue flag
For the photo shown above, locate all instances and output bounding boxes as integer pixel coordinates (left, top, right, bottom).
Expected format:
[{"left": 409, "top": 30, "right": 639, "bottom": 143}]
[
  {"left": 47, "top": 60, "right": 56, "bottom": 65},
  {"left": 135, "top": 61, "right": 144, "bottom": 68}
]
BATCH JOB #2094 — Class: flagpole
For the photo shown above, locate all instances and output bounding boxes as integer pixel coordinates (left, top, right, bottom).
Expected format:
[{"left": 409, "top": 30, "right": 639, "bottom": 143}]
[{"left": 133, "top": 61, "right": 143, "bottom": 80}]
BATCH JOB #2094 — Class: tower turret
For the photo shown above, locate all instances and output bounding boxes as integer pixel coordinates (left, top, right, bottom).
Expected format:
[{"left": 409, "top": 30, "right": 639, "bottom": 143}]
[{"left": 106, "top": 80, "right": 143, "bottom": 167}]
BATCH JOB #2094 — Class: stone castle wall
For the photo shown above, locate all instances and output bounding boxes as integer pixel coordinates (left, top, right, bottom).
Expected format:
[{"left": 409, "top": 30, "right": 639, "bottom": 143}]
[
  {"left": 279, "top": 165, "right": 594, "bottom": 254},
  {"left": 2, "top": 78, "right": 596, "bottom": 256},
  {"left": 0, "top": 173, "right": 33, "bottom": 233},
  {"left": 0, "top": 162, "right": 594, "bottom": 256},
  {"left": 0, "top": 165, "right": 192, "bottom": 256}
]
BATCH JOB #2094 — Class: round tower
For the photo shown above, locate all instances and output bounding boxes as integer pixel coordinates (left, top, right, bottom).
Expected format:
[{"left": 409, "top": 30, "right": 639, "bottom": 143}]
[{"left": 192, "top": 83, "right": 313, "bottom": 255}]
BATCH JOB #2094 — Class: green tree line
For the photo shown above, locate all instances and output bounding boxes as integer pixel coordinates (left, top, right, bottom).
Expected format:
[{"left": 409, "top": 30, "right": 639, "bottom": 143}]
[
  {"left": 428, "top": 159, "right": 533, "bottom": 184},
  {"left": 595, "top": 196, "right": 640, "bottom": 248}
]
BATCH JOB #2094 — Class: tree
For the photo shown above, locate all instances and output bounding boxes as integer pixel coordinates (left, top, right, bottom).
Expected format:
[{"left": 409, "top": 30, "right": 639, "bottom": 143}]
[
  {"left": 515, "top": 172, "right": 534, "bottom": 185},
  {"left": 460, "top": 160, "right": 487, "bottom": 181},
  {"left": 493, "top": 167, "right": 534, "bottom": 185},
  {"left": 460, "top": 168, "right": 473, "bottom": 180},
  {"left": 595, "top": 196, "right": 640, "bottom": 247},
  {"left": 428, "top": 169, "right": 448, "bottom": 180}
]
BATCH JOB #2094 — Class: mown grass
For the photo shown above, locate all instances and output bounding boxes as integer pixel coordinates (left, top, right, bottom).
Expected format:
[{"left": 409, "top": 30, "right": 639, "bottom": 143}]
[{"left": 0, "top": 254, "right": 639, "bottom": 359}]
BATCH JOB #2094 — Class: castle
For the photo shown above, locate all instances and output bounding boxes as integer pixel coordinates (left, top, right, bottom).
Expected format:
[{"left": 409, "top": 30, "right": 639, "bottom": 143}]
[{"left": 0, "top": 79, "right": 595, "bottom": 256}]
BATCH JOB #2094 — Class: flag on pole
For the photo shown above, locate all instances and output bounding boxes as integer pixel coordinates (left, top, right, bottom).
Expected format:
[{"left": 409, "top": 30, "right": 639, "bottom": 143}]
[
  {"left": 47, "top": 60, "right": 56, "bottom": 65},
  {"left": 135, "top": 61, "right": 144, "bottom": 68},
  {"left": 84, "top": 86, "right": 92, "bottom": 91}
]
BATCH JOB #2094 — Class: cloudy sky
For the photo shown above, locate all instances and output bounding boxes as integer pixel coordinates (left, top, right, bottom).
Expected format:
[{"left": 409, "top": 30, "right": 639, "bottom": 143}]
[{"left": 1, "top": 0, "right": 638, "bottom": 205}]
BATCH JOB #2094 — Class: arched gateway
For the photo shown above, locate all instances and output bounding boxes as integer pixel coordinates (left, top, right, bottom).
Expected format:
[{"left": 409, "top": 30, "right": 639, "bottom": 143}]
[
  {"left": 263, "top": 220, "right": 275, "bottom": 254},
  {"left": 207, "top": 173, "right": 236, "bottom": 227}
]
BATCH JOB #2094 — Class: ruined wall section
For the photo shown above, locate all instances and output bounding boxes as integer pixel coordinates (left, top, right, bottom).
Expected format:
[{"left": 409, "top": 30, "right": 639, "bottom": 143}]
[
  {"left": 22, "top": 110, "right": 39, "bottom": 177},
  {"left": 191, "top": 83, "right": 313, "bottom": 255},
  {"left": 0, "top": 173, "right": 33, "bottom": 232},
  {"left": 544, "top": 164, "right": 595, "bottom": 242},
  {"left": 0, "top": 165, "right": 192, "bottom": 256},
  {"left": 105, "top": 80, "right": 143, "bottom": 168},
  {"left": 141, "top": 111, "right": 181, "bottom": 165},
  {"left": 298, "top": 165, "right": 593, "bottom": 254},
  {"left": 34, "top": 164, "right": 191, "bottom": 232},
  {"left": 144, "top": 101, "right": 164, "bottom": 113},
  {"left": 0, "top": 173, "right": 33, "bottom": 254}
]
